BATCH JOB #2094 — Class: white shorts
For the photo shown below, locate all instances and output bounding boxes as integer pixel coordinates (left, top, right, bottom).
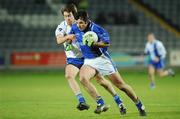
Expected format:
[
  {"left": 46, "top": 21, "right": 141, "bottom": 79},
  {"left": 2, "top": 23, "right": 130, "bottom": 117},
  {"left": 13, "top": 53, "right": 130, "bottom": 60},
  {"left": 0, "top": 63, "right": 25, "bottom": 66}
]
[{"left": 84, "top": 54, "right": 117, "bottom": 76}]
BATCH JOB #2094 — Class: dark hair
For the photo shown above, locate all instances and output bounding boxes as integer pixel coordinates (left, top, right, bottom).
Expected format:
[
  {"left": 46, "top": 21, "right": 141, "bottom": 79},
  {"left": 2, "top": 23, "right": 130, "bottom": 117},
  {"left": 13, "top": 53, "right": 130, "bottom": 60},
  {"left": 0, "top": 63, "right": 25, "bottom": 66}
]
[
  {"left": 147, "top": 32, "right": 155, "bottom": 36},
  {"left": 76, "top": 10, "right": 89, "bottom": 22},
  {"left": 61, "top": 4, "right": 77, "bottom": 17}
]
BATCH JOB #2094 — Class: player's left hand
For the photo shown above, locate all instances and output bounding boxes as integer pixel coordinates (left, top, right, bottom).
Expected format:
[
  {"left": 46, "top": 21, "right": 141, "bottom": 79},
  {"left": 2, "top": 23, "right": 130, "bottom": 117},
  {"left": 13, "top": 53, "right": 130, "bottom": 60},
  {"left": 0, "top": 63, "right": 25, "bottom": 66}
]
[
  {"left": 83, "top": 37, "right": 94, "bottom": 47},
  {"left": 66, "top": 34, "right": 76, "bottom": 41},
  {"left": 154, "top": 57, "right": 159, "bottom": 62}
]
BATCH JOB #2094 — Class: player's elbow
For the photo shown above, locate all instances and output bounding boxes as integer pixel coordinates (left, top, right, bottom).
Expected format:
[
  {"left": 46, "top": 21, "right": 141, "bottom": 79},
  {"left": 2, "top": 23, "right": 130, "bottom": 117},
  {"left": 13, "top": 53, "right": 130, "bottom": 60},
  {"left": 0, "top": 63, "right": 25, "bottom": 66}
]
[
  {"left": 56, "top": 38, "right": 63, "bottom": 45},
  {"left": 57, "top": 41, "right": 62, "bottom": 45},
  {"left": 56, "top": 39, "right": 61, "bottom": 45},
  {"left": 101, "top": 41, "right": 110, "bottom": 47},
  {"left": 106, "top": 43, "right": 110, "bottom": 47}
]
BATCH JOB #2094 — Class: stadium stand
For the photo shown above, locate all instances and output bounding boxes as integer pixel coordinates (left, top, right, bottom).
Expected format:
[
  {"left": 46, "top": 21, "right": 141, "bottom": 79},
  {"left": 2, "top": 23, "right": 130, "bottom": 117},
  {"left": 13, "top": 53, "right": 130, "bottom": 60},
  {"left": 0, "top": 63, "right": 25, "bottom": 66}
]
[
  {"left": 139, "top": 0, "right": 180, "bottom": 31},
  {"left": 88, "top": 0, "right": 180, "bottom": 52},
  {"left": 0, "top": 0, "right": 62, "bottom": 51},
  {"left": 0, "top": 0, "right": 179, "bottom": 52},
  {"left": 0, "top": 0, "right": 55, "bottom": 15}
]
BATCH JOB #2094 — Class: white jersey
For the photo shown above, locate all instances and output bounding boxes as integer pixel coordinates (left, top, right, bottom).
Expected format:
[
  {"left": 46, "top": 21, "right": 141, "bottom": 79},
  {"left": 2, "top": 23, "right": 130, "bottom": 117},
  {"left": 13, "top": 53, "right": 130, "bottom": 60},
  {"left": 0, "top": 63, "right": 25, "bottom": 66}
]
[
  {"left": 55, "top": 21, "right": 83, "bottom": 58},
  {"left": 144, "top": 39, "right": 166, "bottom": 60}
]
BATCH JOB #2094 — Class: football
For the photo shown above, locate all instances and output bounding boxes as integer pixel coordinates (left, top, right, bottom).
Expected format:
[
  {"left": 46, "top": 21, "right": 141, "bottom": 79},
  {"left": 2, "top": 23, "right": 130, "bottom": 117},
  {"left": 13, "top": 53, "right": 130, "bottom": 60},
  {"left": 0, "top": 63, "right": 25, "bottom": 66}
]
[{"left": 83, "top": 31, "right": 98, "bottom": 42}]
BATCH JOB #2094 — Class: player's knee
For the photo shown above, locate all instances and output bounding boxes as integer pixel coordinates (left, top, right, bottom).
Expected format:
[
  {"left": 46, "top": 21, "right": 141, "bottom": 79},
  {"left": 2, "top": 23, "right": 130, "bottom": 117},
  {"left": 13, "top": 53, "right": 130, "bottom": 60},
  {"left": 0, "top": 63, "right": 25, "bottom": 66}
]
[
  {"left": 120, "top": 84, "right": 128, "bottom": 90},
  {"left": 111, "top": 78, "right": 124, "bottom": 87},
  {"left": 148, "top": 73, "right": 154, "bottom": 78},
  {"left": 65, "top": 74, "right": 74, "bottom": 80},
  {"left": 158, "top": 72, "right": 164, "bottom": 77},
  {"left": 98, "top": 81, "right": 108, "bottom": 89},
  {"left": 149, "top": 69, "right": 155, "bottom": 75},
  {"left": 79, "top": 75, "right": 89, "bottom": 85},
  {"left": 112, "top": 79, "right": 127, "bottom": 90},
  {"left": 118, "top": 83, "right": 127, "bottom": 90},
  {"left": 96, "top": 78, "right": 103, "bottom": 85}
]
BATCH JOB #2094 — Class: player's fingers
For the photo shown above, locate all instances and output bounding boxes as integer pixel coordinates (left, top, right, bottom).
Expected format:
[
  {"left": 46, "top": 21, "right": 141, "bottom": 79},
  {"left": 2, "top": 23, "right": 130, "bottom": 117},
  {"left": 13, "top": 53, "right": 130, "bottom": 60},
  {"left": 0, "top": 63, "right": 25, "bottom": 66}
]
[
  {"left": 83, "top": 38, "right": 87, "bottom": 45},
  {"left": 68, "top": 34, "right": 76, "bottom": 41}
]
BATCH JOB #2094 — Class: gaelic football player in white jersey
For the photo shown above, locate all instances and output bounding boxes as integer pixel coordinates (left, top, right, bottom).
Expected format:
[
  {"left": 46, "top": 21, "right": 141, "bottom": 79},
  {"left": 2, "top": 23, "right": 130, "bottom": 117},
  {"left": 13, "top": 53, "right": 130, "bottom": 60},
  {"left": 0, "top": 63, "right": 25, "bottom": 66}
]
[
  {"left": 144, "top": 33, "right": 175, "bottom": 89},
  {"left": 55, "top": 4, "right": 89, "bottom": 111}
]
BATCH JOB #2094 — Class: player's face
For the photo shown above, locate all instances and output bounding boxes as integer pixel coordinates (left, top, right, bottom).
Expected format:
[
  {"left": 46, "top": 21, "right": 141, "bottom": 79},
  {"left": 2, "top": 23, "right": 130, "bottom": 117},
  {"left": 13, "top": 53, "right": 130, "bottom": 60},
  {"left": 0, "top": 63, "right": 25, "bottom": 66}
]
[
  {"left": 147, "top": 34, "right": 155, "bottom": 43},
  {"left": 63, "top": 11, "right": 75, "bottom": 25},
  {"left": 76, "top": 19, "right": 88, "bottom": 31}
]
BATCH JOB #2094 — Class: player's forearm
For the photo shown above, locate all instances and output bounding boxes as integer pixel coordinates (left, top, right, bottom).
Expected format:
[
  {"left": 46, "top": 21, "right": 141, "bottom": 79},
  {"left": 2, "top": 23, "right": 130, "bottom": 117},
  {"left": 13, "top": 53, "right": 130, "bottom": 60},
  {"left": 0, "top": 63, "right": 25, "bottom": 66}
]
[
  {"left": 93, "top": 41, "right": 110, "bottom": 48},
  {"left": 56, "top": 35, "right": 69, "bottom": 44}
]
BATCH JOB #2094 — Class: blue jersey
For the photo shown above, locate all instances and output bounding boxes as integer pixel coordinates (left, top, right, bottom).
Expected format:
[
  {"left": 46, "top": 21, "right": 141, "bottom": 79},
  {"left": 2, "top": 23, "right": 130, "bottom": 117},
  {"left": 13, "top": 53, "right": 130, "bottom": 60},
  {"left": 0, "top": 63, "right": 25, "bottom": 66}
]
[{"left": 70, "top": 22, "right": 110, "bottom": 59}]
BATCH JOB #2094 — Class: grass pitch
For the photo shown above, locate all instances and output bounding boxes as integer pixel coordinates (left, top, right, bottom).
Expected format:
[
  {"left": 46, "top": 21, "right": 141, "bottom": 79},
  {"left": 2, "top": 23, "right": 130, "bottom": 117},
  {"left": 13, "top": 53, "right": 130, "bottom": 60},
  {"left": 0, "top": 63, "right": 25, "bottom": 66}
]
[{"left": 1, "top": 69, "right": 180, "bottom": 119}]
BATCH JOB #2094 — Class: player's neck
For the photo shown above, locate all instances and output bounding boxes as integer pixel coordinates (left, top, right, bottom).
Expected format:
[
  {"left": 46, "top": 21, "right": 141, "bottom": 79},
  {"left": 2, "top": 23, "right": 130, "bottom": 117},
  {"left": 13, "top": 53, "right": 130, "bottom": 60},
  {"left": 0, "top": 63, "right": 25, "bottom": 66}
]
[
  {"left": 70, "top": 20, "right": 76, "bottom": 26},
  {"left": 82, "top": 22, "right": 90, "bottom": 32}
]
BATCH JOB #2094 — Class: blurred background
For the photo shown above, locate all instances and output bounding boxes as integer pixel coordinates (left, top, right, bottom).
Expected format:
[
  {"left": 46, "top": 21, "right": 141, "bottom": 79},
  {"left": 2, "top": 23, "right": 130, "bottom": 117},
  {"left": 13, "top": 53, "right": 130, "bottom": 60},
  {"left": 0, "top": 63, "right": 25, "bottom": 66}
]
[
  {"left": 1, "top": 1, "right": 180, "bottom": 119},
  {"left": 0, "top": 0, "right": 180, "bottom": 69}
]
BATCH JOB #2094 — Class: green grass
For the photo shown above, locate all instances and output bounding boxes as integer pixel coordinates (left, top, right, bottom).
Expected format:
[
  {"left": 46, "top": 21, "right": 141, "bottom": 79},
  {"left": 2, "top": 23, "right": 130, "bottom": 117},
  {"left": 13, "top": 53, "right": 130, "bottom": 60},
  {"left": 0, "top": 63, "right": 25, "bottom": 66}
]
[{"left": 0, "top": 70, "right": 180, "bottom": 119}]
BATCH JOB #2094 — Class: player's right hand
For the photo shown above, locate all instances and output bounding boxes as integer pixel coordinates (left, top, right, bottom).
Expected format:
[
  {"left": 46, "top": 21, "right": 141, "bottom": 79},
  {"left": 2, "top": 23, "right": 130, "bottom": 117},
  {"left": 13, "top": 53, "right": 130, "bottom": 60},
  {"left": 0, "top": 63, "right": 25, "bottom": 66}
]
[
  {"left": 83, "top": 37, "right": 94, "bottom": 47},
  {"left": 154, "top": 57, "right": 159, "bottom": 62},
  {"left": 66, "top": 34, "right": 76, "bottom": 41}
]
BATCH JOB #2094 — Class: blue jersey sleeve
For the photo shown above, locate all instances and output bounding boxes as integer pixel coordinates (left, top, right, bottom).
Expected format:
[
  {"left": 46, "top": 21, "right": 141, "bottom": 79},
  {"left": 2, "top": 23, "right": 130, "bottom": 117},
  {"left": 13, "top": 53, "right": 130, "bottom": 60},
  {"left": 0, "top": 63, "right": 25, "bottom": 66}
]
[
  {"left": 69, "top": 24, "right": 75, "bottom": 35},
  {"left": 92, "top": 23, "right": 110, "bottom": 44}
]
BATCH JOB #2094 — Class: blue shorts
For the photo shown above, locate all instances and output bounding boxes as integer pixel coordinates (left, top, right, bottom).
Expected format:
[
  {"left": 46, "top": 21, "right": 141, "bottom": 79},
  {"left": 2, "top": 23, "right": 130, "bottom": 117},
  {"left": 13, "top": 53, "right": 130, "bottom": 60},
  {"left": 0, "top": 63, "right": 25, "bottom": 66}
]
[
  {"left": 149, "top": 59, "right": 165, "bottom": 69},
  {"left": 66, "top": 58, "right": 84, "bottom": 69}
]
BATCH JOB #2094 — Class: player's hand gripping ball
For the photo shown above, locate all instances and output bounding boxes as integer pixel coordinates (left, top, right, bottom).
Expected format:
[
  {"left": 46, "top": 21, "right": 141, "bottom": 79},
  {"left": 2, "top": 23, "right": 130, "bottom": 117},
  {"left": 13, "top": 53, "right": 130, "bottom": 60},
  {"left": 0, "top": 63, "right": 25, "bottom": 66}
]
[{"left": 83, "top": 31, "right": 98, "bottom": 47}]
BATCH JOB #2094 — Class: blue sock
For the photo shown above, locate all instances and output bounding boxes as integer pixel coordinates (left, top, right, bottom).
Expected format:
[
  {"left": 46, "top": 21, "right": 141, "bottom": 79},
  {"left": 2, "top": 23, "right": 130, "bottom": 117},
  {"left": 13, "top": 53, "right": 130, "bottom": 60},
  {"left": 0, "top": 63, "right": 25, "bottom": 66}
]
[
  {"left": 76, "top": 93, "right": 85, "bottom": 103},
  {"left": 113, "top": 94, "right": 123, "bottom": 106},
  {"left": 136, "top": 101, "right": 143, "bottom": 110},
  {"left": 96, "top": 96, "right": 104, "bottom": 106}
]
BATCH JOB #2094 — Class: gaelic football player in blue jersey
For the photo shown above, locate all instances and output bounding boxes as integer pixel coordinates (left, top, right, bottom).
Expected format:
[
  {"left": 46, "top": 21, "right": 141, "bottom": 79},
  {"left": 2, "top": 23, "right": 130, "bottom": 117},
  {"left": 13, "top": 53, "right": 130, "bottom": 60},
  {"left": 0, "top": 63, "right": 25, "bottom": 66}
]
[{"left": 69, "top": 11, "right": 147, "bottom": 116}]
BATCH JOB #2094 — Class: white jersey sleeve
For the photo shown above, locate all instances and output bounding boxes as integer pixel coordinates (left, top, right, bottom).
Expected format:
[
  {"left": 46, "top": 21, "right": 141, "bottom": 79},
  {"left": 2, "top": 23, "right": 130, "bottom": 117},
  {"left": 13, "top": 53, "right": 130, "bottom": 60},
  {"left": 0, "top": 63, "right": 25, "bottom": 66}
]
[
  {"left": 55, "top": 21, "right": 83, "bottom": 58},
  {"left": 55, "top": 21, "right": 66, "bottom": 37},
  {"left": 156, "top": 41, "right": 166, "bottom": 59}
]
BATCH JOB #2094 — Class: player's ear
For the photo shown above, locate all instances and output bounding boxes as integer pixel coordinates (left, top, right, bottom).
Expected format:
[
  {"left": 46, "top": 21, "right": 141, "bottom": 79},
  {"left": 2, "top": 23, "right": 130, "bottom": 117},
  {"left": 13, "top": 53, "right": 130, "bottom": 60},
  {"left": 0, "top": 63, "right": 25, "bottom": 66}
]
[{"left": 85, "top": 21, "right": 89, "bottom": 25}]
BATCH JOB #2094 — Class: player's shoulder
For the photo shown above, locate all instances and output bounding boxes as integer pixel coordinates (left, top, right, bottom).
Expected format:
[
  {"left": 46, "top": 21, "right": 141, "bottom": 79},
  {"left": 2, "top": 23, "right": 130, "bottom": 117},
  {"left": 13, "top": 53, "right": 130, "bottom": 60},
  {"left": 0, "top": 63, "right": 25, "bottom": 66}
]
[
  {"left": 91, "top": 22, "right": 101, "bottom": 30},
  {"left": 146, "top": 42, "right": 151, "bottom": 48},
  {"left": 55, "top": 21, "right": 67, "bottom": 36},
  {"left": 145, "top": 42, "right": 149, "bottom": 46},
  {"left": 55, "top": 21, "right": 67, "bottom": 33},
  {"left": 71, "top": 23, "right": 79, "bottom": 31},
  {"left": 71, "top": 23, "right": 76, "bottom": 28},
  {"left": 90, "top": 22, "right": 107, "bottom": 33},
  {"left": 56, "top": 21, "right": 66, "bottom": 29},
  {"left": 156, "top": 40, "right": 164, "bottom": 46}
]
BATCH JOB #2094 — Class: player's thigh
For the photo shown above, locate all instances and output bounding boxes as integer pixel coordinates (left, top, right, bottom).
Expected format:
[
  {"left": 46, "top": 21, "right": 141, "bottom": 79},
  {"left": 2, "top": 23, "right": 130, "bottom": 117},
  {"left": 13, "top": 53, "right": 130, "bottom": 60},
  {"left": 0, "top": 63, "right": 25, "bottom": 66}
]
[
  {"left": 107, "top": 71, "right": 126, "bottom": 85},
  {"left": 79, "top": 65, "right": 97, "bottom": 81},
  {"left": 148, "top": 65, "right": 155, "bottom": 75},
  {"left": 65, "top": 64, "right": 79, "bottom": 79},
  {"left": 156, "top": 61, "right": 165, "bottom": 75}
]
